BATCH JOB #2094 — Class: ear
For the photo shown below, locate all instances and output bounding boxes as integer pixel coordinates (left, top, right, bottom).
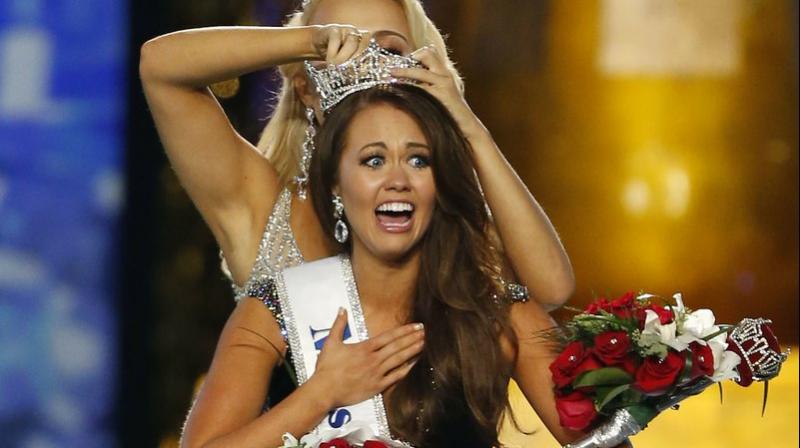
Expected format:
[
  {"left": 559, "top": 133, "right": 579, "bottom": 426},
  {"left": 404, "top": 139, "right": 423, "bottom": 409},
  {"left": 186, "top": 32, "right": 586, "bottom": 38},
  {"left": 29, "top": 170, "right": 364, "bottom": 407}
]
[
  {"left": 293, "top": 73, "right": 327, "bottom": 124},
  {"left": 293, "top": 73, "right": 317, "bottom": 109}
]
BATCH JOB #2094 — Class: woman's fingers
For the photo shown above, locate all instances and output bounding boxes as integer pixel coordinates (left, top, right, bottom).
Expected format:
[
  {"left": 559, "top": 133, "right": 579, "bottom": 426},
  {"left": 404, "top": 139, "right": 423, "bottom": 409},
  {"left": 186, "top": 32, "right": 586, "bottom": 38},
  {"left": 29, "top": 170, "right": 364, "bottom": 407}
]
[
  {"left": 409, "top": 45, "right": 447, "bottom": 74},
  {"left": 331, "top": 30, "right": 362, "bottom": 64},
  {"left": 380, "top": 360, "right": 417, "bottom": 389},
  {"left": 375, "top": 325, "right": 425, "bottom": 361},
  {"left": 390, "top": 66, "right": 442, "bottom": 86},
  {"left": 325, "top": 30, "right": 343, "bottom": 64},
  {"left": 378, "top": 337, "right": 424, "bottom": 374},
  {"left": 323, "top": 307, "right": 348, "bottom": 348},
  {"left": 369, "top": 323, "right": 424, "bottom": 351}
]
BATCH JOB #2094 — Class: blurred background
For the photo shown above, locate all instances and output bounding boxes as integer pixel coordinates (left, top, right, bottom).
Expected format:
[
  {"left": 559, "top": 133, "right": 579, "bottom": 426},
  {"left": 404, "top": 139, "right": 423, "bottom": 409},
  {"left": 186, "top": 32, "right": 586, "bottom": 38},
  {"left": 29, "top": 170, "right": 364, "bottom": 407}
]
[{"left": 0, "top": 0, "right": 797, "bottom": 447}]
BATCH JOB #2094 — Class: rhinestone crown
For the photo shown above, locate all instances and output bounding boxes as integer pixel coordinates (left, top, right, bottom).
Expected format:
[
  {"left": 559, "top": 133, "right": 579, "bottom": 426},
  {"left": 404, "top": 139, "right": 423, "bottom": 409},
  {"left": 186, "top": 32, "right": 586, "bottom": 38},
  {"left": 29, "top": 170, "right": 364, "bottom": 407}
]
[{"left": 304, "top": 39, "right": 422, "bottom": 113}]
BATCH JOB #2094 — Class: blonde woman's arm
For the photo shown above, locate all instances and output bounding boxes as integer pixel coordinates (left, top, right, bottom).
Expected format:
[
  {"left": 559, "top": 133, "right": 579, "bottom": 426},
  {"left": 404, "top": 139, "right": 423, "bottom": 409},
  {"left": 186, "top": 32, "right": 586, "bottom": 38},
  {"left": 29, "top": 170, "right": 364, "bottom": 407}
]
[
  {"left": 139, "top": 25, "right": 367, "bottom": 283},
  {"left": 182, "top": 298, "right": 424, "bottom": 448},
  {"left": 391, "top": 47, "right": 574, "bottom": 310}
]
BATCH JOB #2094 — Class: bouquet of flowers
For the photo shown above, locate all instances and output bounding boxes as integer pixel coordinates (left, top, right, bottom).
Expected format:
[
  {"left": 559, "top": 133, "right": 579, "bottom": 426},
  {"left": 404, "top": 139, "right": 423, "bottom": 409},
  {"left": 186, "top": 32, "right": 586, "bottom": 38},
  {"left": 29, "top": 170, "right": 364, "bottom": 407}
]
[
  {"left": 548, "top": 292, "right": 788, "bottom": 448},
  {"left": 280, "top": 422, "right": 407, "bottom": 448}
]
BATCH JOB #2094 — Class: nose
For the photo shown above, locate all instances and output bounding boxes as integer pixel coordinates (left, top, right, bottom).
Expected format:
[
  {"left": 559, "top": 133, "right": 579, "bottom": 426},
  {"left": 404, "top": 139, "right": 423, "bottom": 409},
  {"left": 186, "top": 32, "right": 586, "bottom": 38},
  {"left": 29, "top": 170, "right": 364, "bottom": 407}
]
[{"left": 384, "top": 163, "right": 410, "bottom": 192}]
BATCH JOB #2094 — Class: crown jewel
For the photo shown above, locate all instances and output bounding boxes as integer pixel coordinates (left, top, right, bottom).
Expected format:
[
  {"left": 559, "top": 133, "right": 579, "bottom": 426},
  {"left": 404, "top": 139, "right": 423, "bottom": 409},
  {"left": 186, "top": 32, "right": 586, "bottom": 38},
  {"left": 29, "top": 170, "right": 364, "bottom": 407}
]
[{"left": 304, "top": 39, "right": 422, "bottom": 113}]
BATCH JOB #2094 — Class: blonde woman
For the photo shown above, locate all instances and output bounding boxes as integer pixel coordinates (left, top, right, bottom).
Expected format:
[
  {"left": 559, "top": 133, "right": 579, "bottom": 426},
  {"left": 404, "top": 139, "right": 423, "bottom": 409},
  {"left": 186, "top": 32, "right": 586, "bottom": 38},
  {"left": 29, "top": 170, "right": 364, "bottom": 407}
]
[{"left": 139, "top": 0, "right": 573, "bottom": 308}]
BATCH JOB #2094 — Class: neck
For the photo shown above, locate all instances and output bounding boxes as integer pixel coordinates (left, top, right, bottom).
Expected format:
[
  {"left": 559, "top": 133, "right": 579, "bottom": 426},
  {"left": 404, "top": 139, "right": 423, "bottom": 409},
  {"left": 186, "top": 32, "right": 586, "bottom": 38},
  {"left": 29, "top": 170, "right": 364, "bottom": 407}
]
[{"left": 350, "top": 244, "right": 420, "bottom": 318}]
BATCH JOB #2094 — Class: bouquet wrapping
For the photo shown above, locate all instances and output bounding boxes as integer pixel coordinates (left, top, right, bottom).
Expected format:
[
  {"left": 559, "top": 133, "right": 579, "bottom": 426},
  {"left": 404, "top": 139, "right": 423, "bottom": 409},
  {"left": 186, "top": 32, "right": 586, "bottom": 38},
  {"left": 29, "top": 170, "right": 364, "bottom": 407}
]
[{"left": 548, "top": 292, "right": 788, "bottom": 448}]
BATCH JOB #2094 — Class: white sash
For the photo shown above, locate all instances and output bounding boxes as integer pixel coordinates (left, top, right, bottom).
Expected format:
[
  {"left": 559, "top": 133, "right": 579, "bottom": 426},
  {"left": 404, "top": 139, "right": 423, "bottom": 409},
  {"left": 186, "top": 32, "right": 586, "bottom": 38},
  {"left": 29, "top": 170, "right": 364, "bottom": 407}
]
[{"left": 274, "top": 255, "right": 396, "bottom": 443}]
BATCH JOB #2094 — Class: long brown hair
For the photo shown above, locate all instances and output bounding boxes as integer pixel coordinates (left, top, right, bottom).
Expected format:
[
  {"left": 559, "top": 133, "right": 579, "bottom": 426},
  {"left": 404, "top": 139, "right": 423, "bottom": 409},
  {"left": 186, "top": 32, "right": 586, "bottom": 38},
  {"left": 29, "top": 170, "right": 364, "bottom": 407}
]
[{"left": 309, "top": 85, "right": 515, "bottom": 445}]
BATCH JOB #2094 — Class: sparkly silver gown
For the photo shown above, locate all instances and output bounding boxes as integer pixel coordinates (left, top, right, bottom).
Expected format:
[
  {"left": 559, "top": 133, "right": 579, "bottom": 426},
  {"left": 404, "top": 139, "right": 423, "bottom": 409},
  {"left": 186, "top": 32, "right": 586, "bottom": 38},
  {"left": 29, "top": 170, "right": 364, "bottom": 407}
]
[{"left": 222, "top": 188, "right": 305, "bottom": 301}]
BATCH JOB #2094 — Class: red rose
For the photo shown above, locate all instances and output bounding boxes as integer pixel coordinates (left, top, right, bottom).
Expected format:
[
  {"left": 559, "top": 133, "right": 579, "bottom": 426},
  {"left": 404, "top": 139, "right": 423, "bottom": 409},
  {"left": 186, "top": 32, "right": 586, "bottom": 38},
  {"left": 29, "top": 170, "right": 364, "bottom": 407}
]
[
  {"left": 364, "top": 442, "right": 389, "bottom": 448},
  {"left": 620, "top": 355, "right": 639, "bottom": 376},
  {"left": 633, "top": 351, "right": 685, "bottom": 394},
  {"left": 609, "top": 292, "right": 637, "bottom": 318},
  {"left": 593, "top": 331, "right": 631, "bottom": 365},
  {"left": 555, "top": 391, "right": 598, "bottom": 431},
  {"left": 689, "top": 342, "right": 714, "bottom": 379},
  {"left": 611, "top": 291, "right": 636, "bottom": 308},
  {"left": 550, "top": 341, "right": 603, "bottom": 388},
  {"left": 636, "top": 305, "right": 674, "bottom": 329},
  {"left": 585, "top": 297, "right": 611, "bottom": 314},
  {"left": 320, "top": 438, "right": 351, "bottom": 448}
]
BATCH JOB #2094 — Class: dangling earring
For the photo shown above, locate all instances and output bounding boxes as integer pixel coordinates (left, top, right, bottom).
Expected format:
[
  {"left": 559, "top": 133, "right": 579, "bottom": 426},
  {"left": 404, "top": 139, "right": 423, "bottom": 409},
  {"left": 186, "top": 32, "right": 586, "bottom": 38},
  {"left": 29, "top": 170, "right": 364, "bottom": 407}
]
[
  {"left": 332, "top": 194, "right": 349, "bottom": 243},
  {"left": 294, "top": 107, "right": 316, "bottom": 201}
]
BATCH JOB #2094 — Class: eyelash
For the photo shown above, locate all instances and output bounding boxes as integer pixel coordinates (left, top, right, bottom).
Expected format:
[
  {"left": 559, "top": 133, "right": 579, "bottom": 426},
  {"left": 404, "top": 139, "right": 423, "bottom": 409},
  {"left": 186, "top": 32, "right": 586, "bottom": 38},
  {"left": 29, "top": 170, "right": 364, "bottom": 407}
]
[
  {"left": 409, "top": 155, "right": 430, "bottom": 168},
  {"left": 377, "top": 36, "right": 409, "bottom": 56},
  {"left": 360, "top": 154, "right": 430, "bottom": 169}
]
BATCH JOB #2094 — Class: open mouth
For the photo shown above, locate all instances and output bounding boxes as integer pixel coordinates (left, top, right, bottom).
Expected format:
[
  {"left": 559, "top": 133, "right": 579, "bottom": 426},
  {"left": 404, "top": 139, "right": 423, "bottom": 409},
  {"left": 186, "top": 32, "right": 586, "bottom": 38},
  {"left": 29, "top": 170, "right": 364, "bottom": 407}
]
[{"left": 375, "top": 201, "right": 414, "bottom": 232}]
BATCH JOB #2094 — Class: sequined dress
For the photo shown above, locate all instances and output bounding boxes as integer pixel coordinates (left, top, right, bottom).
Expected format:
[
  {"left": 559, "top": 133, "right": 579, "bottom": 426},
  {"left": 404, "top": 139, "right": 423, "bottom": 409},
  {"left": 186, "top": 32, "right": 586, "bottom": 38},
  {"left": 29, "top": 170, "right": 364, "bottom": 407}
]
[{"left": 222, "top": 188, "right": 305, "bottom": 302}]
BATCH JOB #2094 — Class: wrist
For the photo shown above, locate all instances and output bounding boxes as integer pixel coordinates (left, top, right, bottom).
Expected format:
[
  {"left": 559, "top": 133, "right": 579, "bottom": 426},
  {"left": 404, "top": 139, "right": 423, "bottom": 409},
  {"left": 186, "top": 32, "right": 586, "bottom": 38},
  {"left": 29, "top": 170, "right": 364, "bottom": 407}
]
[
  {"left": 461, "top": 118, "right": 494, "bottom": 149},
  {"left": 305, "top": 25, "right": 326, "bottom": 60},
  {"left": 450, "top": 102, "right": 490, "bottom": 144},
  {"left": 303, "top": 374, "right": 337, "bottom": 411}
]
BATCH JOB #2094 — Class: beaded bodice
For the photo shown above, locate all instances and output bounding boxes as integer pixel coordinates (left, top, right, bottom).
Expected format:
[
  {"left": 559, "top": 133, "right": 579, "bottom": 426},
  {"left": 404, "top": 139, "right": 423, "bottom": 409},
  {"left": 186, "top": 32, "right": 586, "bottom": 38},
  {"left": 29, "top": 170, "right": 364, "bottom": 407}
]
[{"left": 223, "top": 188, "right": 304, "bottom": 301}]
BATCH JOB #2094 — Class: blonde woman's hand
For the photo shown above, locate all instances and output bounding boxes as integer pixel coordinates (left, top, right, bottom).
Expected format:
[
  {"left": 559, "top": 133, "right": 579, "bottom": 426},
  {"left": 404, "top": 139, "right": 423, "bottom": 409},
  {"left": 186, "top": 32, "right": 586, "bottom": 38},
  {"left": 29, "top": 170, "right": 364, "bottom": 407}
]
[
  {"left": 389, "top": 46, "right": 488, "bottom": 142},
  {"left": 309, "top": 308, "right": 425, "bottom": 408},
  {"left": 311, "top": 24, "right": 370, "bottom": 65}
]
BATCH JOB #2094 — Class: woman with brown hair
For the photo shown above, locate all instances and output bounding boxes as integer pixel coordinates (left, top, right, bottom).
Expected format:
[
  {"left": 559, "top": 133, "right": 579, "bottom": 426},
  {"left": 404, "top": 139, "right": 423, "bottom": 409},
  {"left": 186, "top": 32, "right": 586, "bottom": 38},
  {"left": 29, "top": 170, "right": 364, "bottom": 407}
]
[
  {"left": 139, "top": 0, "right": 574, "bottom": 311},
  {"left": 179, "top": 76, "right": 628, "bottom": 446}
]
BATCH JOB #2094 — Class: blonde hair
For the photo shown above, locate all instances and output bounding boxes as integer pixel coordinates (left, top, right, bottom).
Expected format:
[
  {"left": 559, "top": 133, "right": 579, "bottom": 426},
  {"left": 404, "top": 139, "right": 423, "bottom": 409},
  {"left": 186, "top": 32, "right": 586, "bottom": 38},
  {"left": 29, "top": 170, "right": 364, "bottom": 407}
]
[{"left": 257, "top": 0, "right": 464, "bottom": 187}]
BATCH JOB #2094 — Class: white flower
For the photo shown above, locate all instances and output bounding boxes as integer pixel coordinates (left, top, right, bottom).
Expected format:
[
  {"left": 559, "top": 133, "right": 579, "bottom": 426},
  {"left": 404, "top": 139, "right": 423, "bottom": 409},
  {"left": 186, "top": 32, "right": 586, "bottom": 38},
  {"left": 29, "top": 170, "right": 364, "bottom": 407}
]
[
  {"left": 676, "top": 308, "right": 721, "bottom": 348},
  {"left": 681, "top": 309, "right": 716, "bottom": 338},
  {"left": 641, "top": 309, "right": 687, "bottom": 352},
  {"left": 672, "top": 293, "right": 685, "bottom": 313},
  {"left": 710, "top": 350, "right": 742, "bottom": 382},
  {"left": 280, "top": 433, "right": 305, "bottom": 448}
]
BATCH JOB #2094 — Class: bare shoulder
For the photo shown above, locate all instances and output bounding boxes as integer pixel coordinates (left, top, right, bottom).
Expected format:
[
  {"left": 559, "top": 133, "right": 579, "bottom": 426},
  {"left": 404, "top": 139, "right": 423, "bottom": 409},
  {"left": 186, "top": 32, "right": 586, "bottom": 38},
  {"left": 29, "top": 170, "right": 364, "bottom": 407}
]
[
  {"left": 217, "top": 296, "right": 288, "bottom": 360},
  {"left": 182, "top": 297, "right": 287, "bottom": 444}
]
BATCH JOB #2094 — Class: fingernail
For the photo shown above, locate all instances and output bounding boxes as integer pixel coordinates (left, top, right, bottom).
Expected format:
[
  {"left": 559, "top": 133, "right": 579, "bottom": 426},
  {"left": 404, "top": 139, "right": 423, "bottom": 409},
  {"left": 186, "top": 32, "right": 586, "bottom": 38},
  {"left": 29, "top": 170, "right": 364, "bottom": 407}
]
[
  {"left": 338, "top": 307, "right": 346, "bottom": 316},
  {"left": 414, "top": 323, "right": 424, "bottom": 331}
]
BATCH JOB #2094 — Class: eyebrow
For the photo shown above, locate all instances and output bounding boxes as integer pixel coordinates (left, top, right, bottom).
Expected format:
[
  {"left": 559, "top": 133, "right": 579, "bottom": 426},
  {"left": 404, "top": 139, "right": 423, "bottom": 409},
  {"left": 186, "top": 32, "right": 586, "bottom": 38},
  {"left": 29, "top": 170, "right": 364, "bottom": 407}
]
[
  {"left": 358, "top": 141, "right": 430, "bottom": 152},
  {"left": 373, "top": 30, "right": 410, "bottom": 44}
]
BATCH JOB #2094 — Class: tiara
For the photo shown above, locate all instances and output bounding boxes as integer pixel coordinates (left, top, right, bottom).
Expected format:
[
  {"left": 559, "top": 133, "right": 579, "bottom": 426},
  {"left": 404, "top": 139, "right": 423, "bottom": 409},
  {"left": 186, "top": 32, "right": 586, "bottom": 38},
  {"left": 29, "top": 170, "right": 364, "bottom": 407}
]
[
  {"left": 728, "top": 318, "right": 790, "bottom": 386},
  {"left": 304, "top": 39, "right": 422, "bottom": 113}
]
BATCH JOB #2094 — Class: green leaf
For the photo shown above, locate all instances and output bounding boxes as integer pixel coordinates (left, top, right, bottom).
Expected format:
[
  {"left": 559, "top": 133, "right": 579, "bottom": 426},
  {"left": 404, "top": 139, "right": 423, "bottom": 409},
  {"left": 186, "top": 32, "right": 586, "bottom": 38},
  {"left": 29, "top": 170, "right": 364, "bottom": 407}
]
[
  {"left": 702, "top": 325, "right": 734, "bottom": 342},
  {"left": 595, "top": 384, "right": 631, "bottom": 410},
  {"left": 564, "top": 305, "right": 586, "bottom": 314},
  {"left": 574, "top": 367, "right": 633, "bottom": 388},
  {"left": 676, "top": 350, "right": 694, "bottom": 385},
  {"left": 625, "top": 403, "right": 659, "bottom": 428}
]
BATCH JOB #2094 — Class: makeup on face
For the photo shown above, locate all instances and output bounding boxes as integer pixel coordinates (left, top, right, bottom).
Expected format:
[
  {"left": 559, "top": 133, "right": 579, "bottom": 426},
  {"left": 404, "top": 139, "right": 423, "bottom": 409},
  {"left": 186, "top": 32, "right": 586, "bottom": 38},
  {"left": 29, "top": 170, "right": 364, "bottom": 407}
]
[{"left": 337, "top": 103, "right": 436, "bottom": 262}]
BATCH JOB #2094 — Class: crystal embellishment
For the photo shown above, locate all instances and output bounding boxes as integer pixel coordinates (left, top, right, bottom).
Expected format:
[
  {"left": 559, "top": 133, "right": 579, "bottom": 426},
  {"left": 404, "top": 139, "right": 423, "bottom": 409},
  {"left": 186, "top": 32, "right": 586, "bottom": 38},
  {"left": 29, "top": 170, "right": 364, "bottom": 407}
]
[
  {"left": 223, "top": 188, "right": 304, "bottom": 301},
  {"left": 304, "top": 39, "right": 423, "bottom": 113},
  {"left": 334, "top": 219, "right": 349, "bottom": 243}
]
